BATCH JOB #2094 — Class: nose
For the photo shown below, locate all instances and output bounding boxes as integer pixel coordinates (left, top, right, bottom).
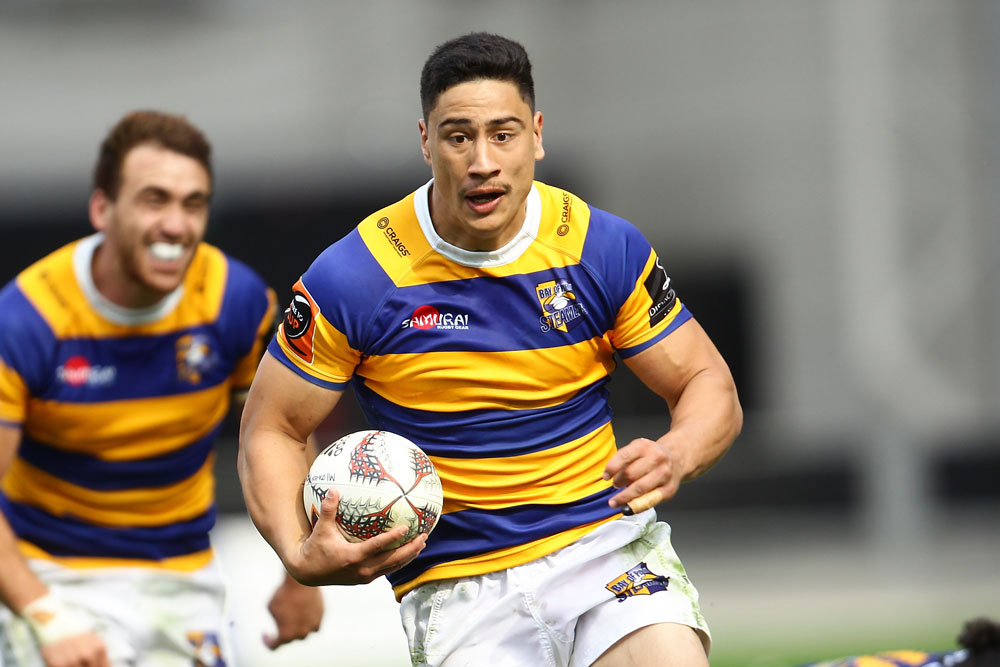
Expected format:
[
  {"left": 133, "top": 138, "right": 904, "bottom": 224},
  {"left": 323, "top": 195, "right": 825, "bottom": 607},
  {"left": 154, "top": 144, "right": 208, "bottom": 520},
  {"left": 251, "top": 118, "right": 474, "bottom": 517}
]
[
  {"left": 159, "top": 202, "right": 188, "bottom": 239},
  {"left": 468, "top": 139, "right": 500, "bottom": 178}
]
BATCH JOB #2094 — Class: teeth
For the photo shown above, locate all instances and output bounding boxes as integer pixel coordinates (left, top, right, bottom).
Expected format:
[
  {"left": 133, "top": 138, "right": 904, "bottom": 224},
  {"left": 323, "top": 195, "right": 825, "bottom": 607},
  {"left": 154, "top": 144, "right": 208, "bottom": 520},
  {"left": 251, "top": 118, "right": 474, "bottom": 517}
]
[{"left": 150, "top": 242, "right": 183, "bottom": 260}]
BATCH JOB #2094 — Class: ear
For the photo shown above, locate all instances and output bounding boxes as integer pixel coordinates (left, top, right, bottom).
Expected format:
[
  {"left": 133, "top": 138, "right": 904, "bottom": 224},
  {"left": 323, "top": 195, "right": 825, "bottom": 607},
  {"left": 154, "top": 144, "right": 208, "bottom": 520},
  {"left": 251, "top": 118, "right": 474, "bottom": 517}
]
[
  {"left": 533, "top": 111, "right": 545, "bottom": 162},
  {"left": 418, "top": 119, "right": 432, "bottom": 165},
  {"left": 89, "top": 190, "right": 112, "bottom": 233}
]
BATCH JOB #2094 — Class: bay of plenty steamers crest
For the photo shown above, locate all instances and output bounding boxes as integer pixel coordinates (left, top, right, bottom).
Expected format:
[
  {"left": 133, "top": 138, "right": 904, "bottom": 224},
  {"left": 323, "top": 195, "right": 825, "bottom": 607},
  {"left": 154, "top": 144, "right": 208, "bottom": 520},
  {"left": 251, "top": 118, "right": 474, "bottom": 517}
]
[{"left": 536, "top": 278, "right": 587, "bottom": 333}]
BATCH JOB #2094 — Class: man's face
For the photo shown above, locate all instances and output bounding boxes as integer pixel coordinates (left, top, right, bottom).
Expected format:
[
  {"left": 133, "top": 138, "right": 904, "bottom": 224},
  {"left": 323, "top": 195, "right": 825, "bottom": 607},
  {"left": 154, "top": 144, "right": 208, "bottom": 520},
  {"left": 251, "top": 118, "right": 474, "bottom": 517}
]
[
  {"left": 90, "top": 143, "right": 211, "bottom": 306},
  {"left": 420, "top": 79, "right": 544, "bottom": 252}
]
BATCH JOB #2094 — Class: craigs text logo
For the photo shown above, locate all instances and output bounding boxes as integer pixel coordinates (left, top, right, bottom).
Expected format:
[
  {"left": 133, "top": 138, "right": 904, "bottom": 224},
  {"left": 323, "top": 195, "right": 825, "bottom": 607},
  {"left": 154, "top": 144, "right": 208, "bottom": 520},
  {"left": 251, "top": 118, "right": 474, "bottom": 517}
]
[
  {"left": 605, "top": 562, "right": 670, "bottom": 602},
  {"left": 401, "top": 305, "right": 469, "bottom": 331},
  {"left": 281, "top": 279, "right": 319, "bottom": 363},
  {"left": 56, "top": 356, "right": 116, "bottom": 387},
  {"left": 377, "top": 217, "right": 410, "bottom": 257}
]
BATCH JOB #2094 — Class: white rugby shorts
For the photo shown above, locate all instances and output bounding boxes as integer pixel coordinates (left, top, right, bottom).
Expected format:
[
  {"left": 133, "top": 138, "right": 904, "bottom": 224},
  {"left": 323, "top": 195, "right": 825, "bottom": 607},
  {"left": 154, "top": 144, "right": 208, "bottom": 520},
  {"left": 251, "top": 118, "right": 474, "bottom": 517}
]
[
  {"left": 0, "top": 558, "right": 230, "bottom": 667},
  {"left": 399, "top": 509, "right": 710, "bottom": 667}
]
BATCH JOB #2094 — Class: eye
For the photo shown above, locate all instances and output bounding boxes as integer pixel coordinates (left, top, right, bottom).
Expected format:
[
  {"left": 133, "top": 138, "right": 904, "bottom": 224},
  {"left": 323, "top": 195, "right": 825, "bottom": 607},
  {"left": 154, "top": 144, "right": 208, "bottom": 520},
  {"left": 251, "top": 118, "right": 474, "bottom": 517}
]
[
  {"left": 449, "top": 134, "right": 469, "bottom": 145},
  {"left": 495, "top": 132, "right": 512, "bottom": 142}
]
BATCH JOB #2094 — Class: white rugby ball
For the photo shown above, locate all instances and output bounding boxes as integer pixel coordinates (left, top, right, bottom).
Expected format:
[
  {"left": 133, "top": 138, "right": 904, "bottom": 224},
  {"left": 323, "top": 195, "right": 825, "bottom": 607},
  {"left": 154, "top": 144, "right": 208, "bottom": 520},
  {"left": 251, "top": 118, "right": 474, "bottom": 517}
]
[{"left": 303, "top": 430, "right": 443, "bottom": 548}]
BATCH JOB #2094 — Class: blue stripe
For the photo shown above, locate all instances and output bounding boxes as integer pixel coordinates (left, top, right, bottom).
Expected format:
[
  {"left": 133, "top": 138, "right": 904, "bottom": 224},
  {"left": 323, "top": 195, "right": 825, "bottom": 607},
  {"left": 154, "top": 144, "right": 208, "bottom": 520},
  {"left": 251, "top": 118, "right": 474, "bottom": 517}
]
[
  {"left": 18, "top": 425, "right": 219, "bottom": 491},
  {"left": 38, "top": 326, "right": 235, "bottom": 403},
  {"left": 387, "top": 488, "right": 619, "bottom": 588},
  {"left": 366, "top": 267, "right": 615, "bottom": 355},
  {"left": 617, "top": 305, "right": 692, "bottom": 359},
  {"left": 0, "top": 495, "right": 214, "bottom": 560},
  {"left": 301, "top": 230, "right": 395, "bottom": 349},
  {"left": 265, "top": 342, "right": 349, "bottom": 390},
  {"left": 0, "top": 281, "right": 57, "bottom": 394},
  {"left": 580, "top": 206, "right": 656, "bottom": 311},
  {"left": 354, "top": 377, "right": 613, "bottom": 458}
]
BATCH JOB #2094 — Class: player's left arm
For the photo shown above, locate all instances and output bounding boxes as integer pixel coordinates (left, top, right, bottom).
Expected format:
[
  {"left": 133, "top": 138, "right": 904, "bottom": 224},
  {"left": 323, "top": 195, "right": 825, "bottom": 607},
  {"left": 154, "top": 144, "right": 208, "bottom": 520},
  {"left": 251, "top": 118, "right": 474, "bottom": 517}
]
[{"left": 604, "top": 317, "right": 742, "bottom": 510}]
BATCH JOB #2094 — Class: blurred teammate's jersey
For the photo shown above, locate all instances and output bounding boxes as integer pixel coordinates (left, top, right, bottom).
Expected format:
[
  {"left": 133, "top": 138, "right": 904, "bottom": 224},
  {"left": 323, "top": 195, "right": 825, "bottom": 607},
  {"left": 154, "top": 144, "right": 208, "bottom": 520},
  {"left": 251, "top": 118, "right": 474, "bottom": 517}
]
[
  {"left": 0, "top": 235, "right": 275, "bottom": 570},
  {"left": 799, "top": 648, "right": 971, "bottom": 666},
  {"left": 270, "top": 180, "right": 690, "bottom": 598}
]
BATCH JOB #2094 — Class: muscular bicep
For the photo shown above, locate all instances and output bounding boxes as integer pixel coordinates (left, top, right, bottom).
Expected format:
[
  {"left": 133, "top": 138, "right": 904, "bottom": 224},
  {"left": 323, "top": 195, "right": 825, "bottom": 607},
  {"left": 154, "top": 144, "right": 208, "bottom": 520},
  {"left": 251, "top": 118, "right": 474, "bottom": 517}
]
[
  {"left": 240, "top": 352, "right": 345, "bottom": 447},
  {"left": 623, "top": 318, "right": 735, "bottom": 411}
]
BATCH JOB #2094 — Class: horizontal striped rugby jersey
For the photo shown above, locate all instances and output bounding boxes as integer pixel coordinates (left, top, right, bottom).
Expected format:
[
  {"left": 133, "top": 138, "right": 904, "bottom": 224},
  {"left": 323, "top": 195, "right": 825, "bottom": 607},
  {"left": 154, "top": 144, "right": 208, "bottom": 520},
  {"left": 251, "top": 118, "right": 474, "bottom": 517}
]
[
  {"left": 270, "top": 180, "right": 691, "bottom": 598},
  {"left": 0, "top": 234, "right": 276, "bottom": 570}
]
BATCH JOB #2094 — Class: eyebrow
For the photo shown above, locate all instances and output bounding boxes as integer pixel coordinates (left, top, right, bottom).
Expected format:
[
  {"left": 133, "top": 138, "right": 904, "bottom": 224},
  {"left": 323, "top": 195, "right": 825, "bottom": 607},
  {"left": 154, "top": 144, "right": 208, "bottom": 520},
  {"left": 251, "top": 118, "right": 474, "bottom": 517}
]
[{"left": 437, "top": 115, "right": 526, "bottom": 131}]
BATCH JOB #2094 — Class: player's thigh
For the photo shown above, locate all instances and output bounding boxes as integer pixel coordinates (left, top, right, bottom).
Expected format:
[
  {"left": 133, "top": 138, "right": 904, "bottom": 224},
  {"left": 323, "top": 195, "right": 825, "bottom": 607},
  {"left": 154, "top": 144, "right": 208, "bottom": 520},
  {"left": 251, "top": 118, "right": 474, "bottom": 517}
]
[{"left": 591, "top": 622, "right": 708, "bottom": 667}]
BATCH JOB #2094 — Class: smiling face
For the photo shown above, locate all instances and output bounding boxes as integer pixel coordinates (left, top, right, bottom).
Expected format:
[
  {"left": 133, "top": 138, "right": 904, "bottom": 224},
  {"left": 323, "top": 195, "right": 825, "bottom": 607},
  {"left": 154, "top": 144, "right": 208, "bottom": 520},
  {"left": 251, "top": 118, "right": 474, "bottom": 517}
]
[
  {"left": 419, "top": 79, "right": 544, "bottom": 252},
  {"left": 89, "top": 142, "right": 211, "bottom": 308}
]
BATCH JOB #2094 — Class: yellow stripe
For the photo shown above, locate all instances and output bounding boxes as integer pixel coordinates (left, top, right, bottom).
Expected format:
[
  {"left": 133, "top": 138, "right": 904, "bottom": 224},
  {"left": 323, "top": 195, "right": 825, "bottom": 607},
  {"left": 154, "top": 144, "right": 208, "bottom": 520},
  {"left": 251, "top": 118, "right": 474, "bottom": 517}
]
[
  {"left": 19, "top": 540, "right": 214, "bottom": 572},
  {"left": 435, "top": 423, "right": 617, "bottom": 511},
  {"left": 362, "top": 338, "right": 615, "bottom": 411},
  {"left": 2, "top": 455, "right": 215, "bottom": 527},
  {"left": 392, "top": 516, "right": 617, "bottom": 600},
  {"left": 0, "top": 361, "right": 27, "bottom": 423},
  {"left": 24, "top": 384, "right": 229, "bottom": 459},
  {"left": 17, "top": 242, "right": 228, "bottom": 339}
]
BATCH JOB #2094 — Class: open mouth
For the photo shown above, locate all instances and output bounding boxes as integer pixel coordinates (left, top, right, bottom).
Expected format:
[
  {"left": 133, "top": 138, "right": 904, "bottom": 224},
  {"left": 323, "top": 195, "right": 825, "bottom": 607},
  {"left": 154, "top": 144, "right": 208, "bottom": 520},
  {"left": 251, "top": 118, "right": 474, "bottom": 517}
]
[{"left": 467, "top": 192, "right": 503, "bottom": 205}]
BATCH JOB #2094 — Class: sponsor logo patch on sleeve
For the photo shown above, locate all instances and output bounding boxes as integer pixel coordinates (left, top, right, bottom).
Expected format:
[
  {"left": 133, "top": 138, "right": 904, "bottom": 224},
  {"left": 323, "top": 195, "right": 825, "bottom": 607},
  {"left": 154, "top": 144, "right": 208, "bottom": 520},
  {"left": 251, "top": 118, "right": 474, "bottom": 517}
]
[
  {"left": 280, "top": 279, "right": 319, "bottom": 363},
  {"left": 643, "top": 256, "right": 677, "bottom": 328}
]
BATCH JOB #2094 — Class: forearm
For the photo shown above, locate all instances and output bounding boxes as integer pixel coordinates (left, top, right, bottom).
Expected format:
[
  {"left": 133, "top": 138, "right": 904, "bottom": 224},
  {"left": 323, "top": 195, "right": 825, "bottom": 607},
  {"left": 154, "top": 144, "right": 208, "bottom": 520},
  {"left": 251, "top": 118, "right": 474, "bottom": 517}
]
[
  {"left": 661, "top": 364, "right": 742, "bottom": 482},
  {"left": 237, "top": 427, "right": 313, "bottom": 574},
  {"left": 0, "top": 513, "right": 48, "bottom": 613}
]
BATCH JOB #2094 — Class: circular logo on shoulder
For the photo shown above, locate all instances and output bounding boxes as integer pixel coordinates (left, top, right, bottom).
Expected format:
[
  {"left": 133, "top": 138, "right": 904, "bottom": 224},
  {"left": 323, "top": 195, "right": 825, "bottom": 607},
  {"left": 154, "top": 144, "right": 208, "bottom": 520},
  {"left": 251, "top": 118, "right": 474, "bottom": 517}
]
[
  {"left": 285, "top": 292, "right": 313, "bottom": 339},
  {"left": 557, "top": 224, "right": 569, "bottom": 236},
  {"left": 377, "top": 217, "right": 390, "bottom": 229}
]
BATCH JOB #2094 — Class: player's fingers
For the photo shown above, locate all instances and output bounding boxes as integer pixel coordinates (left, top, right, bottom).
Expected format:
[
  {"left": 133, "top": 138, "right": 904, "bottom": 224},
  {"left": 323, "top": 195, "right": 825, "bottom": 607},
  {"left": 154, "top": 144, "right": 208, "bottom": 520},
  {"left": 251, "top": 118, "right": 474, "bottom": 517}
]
[{"left": 602, "top": 443, "right": 640, "bottom": 481}]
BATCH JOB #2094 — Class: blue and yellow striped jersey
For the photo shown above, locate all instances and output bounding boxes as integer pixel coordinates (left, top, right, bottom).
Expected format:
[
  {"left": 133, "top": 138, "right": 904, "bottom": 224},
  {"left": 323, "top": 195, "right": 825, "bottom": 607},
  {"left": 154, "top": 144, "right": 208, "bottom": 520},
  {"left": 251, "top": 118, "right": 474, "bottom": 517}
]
[
  {"left": 269, "top": 181, "right": 691, "bottom": 597},
  {"left": 0, "top": 235, "right": 276, "bottom": 571}
]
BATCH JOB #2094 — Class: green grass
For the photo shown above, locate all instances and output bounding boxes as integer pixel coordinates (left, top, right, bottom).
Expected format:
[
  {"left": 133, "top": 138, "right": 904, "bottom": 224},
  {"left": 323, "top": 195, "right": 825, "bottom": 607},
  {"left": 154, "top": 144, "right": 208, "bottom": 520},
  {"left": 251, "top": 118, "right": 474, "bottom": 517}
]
[{"left": 708, "top": 627, "right": 960, "bottom": 667}]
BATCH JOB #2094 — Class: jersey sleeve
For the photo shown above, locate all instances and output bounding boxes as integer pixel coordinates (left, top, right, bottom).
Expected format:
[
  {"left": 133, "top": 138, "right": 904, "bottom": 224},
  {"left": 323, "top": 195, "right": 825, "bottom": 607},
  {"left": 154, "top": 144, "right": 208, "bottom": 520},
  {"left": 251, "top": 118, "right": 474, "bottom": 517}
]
[
  {"left": 268, "top": 229, "right": 382, "bottom": 390},
  {"left": 216, "top": 256, "right": 279, "bottom": 391},
  {"left": 0, "top": 280, "right": 55, "bottom": 426},
  {"left": 581, "top": 207, "right": 691, "bottom": 359}
]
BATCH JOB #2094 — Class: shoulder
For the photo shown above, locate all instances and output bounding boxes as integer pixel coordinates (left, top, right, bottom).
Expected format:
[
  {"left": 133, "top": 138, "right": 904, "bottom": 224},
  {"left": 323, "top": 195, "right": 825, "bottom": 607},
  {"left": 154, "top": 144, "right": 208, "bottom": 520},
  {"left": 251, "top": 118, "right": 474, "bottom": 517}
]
[{"left": 301, "top": 194, "right": 418, "bottom": 309}]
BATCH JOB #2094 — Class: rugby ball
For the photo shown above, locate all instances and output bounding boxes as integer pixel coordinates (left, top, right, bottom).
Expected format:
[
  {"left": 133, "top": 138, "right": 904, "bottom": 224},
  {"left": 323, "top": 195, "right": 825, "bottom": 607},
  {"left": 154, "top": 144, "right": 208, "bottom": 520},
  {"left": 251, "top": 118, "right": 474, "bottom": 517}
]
[{"left": 303, "top": 430, "right": 443, "bottom": 548}]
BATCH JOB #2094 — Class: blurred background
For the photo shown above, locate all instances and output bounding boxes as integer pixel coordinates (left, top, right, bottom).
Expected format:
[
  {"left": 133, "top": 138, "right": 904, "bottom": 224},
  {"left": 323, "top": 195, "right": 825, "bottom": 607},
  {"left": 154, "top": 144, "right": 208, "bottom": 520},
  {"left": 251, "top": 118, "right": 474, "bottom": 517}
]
[{"left": 1, "top": 1, "right": 997, "bottom": 665}]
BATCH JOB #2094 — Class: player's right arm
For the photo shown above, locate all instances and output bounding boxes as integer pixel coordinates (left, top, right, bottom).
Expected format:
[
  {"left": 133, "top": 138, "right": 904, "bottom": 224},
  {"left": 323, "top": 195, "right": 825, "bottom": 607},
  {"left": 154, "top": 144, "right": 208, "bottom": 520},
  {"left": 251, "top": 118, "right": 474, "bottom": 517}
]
[
  {"left": 238, "top": 352, "right": 426, "bottom": 587},
  {"left": 0, "top": 425, "right": 109, "bottom": 667}
]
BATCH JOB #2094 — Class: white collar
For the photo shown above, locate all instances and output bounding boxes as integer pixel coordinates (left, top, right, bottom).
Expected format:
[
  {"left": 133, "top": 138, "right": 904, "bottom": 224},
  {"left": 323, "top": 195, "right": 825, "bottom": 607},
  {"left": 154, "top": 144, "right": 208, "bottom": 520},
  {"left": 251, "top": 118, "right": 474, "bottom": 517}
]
[
  {"left": 414, "top": 179, "right": 540, "bottom": 268},
  {"left": 73, "top": 233, "right": 185, "bottom": 326}
]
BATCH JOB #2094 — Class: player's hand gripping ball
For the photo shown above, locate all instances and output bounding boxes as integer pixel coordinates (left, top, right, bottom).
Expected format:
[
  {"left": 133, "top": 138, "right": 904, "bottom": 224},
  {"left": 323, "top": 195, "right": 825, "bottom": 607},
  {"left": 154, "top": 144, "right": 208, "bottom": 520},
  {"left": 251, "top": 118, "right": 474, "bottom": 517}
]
[{"left": 303, "top": 430, "right": 443, "bottom": 549}]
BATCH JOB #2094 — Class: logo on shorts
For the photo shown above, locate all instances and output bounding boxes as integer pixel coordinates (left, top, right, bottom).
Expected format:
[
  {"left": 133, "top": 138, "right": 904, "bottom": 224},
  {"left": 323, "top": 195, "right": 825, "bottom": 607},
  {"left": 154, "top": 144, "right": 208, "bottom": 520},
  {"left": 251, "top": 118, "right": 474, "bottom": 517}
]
[
  {"left": 281, "top": 280, "right": 319, "bottom": 363},
  {"left": 605, "top": 562, "right": 670, "bottom": 602},
  {"left": 186, "top": 630, "right": 226, "bottom": 666},
  {"left": 536, "top": 278, "right": 587, "bottom": 333}
]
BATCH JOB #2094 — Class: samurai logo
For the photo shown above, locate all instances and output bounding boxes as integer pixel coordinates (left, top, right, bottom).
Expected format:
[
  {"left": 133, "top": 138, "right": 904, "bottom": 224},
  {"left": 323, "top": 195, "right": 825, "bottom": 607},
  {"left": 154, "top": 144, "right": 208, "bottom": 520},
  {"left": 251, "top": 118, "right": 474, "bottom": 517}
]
[
  {"left": 536, "top": 278, "right": 587, "bottom": 333},
  {"left": 605, "top": 562, "right": 670, "bottom": 602},
  {"left": 176, "top": 334, "right": 215, "bottom": 384}
]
